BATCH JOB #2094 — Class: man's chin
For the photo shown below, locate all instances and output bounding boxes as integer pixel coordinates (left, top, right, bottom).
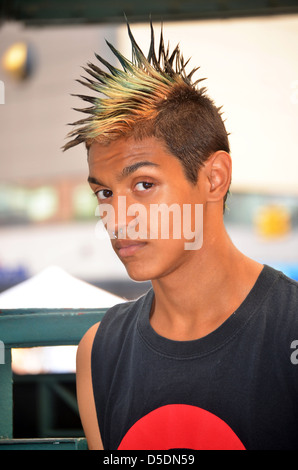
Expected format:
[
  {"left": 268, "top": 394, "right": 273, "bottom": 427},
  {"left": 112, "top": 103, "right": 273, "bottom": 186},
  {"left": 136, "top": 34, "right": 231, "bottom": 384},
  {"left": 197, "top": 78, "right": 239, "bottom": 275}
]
[
  {"left": 121, "top": 261, "right": 154, "bottom": 283},
  {"left": 126, "top": 269, "right": 152, "bottom": 283}
]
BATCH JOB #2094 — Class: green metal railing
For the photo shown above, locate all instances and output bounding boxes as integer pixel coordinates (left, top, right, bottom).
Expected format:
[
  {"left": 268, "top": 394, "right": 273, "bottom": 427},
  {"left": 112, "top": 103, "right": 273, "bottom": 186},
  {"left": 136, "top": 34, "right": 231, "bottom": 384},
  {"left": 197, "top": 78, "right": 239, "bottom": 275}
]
[{"left": 0, "top": 308, "right": 107, "bottom": 450}]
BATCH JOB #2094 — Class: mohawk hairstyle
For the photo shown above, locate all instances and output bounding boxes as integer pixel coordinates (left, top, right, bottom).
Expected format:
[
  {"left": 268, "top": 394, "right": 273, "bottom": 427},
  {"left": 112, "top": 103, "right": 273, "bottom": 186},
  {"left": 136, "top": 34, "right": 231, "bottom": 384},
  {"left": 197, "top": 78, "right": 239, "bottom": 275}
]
[
  {"left": 63, "top": 21, "right": 206, "bottom": 151},
  {"left": 63, "top": 20, "right": 230, "bottom": 208}
]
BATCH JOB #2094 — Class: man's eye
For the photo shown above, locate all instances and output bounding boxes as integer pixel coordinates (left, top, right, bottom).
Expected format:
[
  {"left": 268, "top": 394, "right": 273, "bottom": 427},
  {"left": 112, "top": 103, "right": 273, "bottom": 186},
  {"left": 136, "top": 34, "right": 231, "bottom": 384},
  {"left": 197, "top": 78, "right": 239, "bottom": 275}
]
[
  {"left": 95, "top": 189, "right": 113, "bottom": 200},
  {"left": 135, "top": 182, "right": 154, "bottom": 192}
]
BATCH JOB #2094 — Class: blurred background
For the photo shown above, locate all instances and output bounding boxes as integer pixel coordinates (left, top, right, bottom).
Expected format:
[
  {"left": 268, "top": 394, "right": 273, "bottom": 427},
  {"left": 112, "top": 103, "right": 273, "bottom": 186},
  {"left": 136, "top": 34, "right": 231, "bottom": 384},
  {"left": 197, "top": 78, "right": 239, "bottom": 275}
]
[{"left": 0, "top": 0, "right": 298, "bottom": 439}]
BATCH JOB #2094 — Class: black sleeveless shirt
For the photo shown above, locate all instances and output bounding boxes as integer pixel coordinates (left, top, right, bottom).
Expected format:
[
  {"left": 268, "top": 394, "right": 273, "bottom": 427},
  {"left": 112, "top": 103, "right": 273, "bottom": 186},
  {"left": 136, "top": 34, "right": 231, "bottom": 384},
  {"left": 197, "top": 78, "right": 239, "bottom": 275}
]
[{"left": 91, "top": 265, "right": 298, "bottom": 450}]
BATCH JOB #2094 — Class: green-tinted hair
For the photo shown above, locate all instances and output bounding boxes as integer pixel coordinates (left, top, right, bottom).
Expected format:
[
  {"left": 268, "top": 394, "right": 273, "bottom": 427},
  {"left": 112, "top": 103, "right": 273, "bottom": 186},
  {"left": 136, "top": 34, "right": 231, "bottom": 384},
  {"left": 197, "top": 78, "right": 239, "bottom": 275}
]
[
  {"left": 63, "top": 21, "right": 230, "bottom": 207},
  {"left": 63, "top": 22, "right": 207, "bottom": 151}
]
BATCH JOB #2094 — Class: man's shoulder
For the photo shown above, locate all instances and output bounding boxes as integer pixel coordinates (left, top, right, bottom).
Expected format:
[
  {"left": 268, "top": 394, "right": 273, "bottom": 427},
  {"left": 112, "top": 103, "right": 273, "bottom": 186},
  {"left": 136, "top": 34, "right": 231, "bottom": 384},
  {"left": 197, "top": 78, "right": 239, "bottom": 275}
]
[
  {"left": 262, "top": 264, "right": 298, "bottom": 296},
  {"left": 270, "top": 266, "right": 298, "bottom": 300},
  {"left": 97, "top": 287, "right": 153, "bottom": 336},
  {"left": 91, "top": 288, "right": 153, "bottom": 367},
  {"left": 261, "top": 265, "right": 298, "bottom": 333}
]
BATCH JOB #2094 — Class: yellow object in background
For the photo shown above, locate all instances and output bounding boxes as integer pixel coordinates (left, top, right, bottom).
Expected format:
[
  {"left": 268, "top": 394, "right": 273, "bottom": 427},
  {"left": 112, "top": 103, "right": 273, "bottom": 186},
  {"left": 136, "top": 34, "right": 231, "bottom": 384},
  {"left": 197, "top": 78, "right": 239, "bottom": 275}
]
[
  {"left": 2, "top": 42, "right": 33, "bottom": 80},
  {"left": 255, "top": 204, "right": 291, "bottom": 238}
]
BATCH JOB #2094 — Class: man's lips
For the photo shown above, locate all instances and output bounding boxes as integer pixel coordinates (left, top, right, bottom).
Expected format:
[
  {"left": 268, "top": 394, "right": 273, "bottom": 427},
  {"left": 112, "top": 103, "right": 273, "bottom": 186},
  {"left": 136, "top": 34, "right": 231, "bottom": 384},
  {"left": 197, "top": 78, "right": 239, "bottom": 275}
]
[{"left": 114, "top": 240, "right": 147, "bottom": 257}]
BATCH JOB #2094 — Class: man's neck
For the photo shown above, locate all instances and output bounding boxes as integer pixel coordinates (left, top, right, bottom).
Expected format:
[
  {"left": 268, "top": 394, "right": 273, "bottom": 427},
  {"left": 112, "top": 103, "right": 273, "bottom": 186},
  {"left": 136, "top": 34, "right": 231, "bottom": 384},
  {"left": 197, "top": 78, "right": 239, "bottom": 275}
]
[{"left": 150, "top": 228, "right": 263, "bottom": 341}]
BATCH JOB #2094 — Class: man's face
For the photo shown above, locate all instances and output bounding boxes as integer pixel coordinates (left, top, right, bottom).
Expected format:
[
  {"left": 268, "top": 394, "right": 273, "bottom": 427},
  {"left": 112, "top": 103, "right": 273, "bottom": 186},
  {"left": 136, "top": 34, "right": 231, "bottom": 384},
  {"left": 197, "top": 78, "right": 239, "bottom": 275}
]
[{"left": 88, "top": 136, "right": 205, "bottom": 282}]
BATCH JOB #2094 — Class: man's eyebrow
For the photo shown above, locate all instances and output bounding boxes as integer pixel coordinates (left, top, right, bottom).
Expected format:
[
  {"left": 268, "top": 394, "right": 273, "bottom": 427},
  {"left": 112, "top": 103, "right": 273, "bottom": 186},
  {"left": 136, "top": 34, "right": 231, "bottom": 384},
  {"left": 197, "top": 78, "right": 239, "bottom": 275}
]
[
  {"left": 88, "top": 161, "right": 159, "bottom": 187},
  {"left": 119, "top": 161, "right": 159, "bottom": 180},
  {"left": 88, "top": 176, "right": 105, "bottom": 186}
]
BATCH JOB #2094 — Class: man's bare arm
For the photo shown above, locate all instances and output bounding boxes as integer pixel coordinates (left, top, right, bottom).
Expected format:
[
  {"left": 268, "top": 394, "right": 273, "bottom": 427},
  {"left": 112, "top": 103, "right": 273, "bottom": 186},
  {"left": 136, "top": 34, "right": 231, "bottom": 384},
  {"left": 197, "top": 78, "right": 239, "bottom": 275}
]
[{"left": 76, "top": 322, "right": 103, "bottom": 450}]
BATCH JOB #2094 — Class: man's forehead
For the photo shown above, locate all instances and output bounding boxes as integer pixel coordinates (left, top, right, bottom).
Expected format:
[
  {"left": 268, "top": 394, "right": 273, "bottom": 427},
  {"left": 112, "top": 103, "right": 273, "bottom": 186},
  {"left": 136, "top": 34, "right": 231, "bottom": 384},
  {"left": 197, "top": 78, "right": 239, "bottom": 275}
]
[
  {"left": 88, "top": 136, "right": 169, "bottom": 167},
  {"left": 87, "top": 137, "right": 169, "bottom": 186}
]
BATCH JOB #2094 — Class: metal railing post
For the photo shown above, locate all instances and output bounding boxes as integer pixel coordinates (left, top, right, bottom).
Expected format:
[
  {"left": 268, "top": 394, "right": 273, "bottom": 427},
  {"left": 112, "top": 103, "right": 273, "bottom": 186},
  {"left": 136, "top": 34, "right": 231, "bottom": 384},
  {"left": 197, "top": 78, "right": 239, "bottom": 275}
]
[{"left": 0, "top": 348, "right": 13, "bottom": 439}]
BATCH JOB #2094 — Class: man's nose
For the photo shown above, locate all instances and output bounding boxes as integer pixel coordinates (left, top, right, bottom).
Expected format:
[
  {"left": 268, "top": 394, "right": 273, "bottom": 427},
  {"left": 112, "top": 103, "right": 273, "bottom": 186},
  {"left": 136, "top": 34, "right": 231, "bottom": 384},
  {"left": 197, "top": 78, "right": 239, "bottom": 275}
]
[{"left": 112, "top": 194, "right": 139, "bottom": 239}]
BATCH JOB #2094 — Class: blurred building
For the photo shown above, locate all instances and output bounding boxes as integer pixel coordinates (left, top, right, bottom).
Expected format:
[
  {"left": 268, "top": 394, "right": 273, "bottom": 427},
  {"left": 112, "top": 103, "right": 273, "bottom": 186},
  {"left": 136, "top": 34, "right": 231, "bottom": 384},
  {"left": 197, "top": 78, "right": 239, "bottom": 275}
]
[{"left": 0, "top": 13, "right": 298, "bottom": 296}]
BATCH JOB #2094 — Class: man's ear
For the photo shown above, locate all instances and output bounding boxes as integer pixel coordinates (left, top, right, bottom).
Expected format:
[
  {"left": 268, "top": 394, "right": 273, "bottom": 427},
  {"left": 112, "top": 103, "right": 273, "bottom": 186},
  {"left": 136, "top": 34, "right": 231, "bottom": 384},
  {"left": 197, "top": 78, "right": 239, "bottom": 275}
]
[{"left": 202, "top": 151, "right": 232, "bottom": 203}]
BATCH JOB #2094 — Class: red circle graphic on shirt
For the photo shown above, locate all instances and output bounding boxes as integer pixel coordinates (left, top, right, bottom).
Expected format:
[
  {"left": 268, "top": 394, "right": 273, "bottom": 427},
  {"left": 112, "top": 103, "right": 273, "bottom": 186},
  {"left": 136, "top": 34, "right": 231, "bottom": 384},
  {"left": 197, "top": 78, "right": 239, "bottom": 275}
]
[{"left": 117, "top": 404, "right": 246, "bottom": 450}]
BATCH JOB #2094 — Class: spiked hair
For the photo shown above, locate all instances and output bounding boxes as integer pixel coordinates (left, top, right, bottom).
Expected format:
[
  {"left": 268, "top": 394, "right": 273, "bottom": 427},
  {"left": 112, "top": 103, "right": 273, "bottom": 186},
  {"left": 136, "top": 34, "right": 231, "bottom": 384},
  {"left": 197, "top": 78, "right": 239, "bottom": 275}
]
[
  {"left": 64, "top": 22, "right": 214, "bottom": 151},
  {"left": 63, "top": 21, "right": 230, "bottom": 206},
  {"left": 64, "top": 24, "right": 203, "bottom": 150}
]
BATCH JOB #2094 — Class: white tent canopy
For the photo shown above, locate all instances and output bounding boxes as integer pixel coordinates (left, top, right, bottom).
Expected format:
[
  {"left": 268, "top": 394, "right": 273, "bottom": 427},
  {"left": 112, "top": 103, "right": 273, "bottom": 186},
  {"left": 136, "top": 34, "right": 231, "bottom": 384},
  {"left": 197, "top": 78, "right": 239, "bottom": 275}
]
[
  {"left": 0, "top": 265, "right": 124, "bottom": 308},
  {"left": 0, "top": 265, "right": 125, "bottom": 373}
]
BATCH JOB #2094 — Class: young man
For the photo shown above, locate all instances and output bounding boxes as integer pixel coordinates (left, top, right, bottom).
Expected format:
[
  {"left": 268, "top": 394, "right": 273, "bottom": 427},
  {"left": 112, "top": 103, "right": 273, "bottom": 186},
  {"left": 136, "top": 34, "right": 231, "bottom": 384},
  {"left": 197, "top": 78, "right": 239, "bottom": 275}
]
[{"left": 64, "top": 23, "right": 298, "bottom": 450}]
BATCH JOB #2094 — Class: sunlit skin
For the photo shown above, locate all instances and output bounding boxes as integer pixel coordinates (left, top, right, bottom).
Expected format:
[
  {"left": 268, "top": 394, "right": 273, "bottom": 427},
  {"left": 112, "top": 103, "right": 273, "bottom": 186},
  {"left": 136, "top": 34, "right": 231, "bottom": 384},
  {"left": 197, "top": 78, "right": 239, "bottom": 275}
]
[
  {"left": 88, "top": 136, "right": 263, "bottom": 341},
  {"left": 88, "top": 137, "right": 205, "bottom": 282}
]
